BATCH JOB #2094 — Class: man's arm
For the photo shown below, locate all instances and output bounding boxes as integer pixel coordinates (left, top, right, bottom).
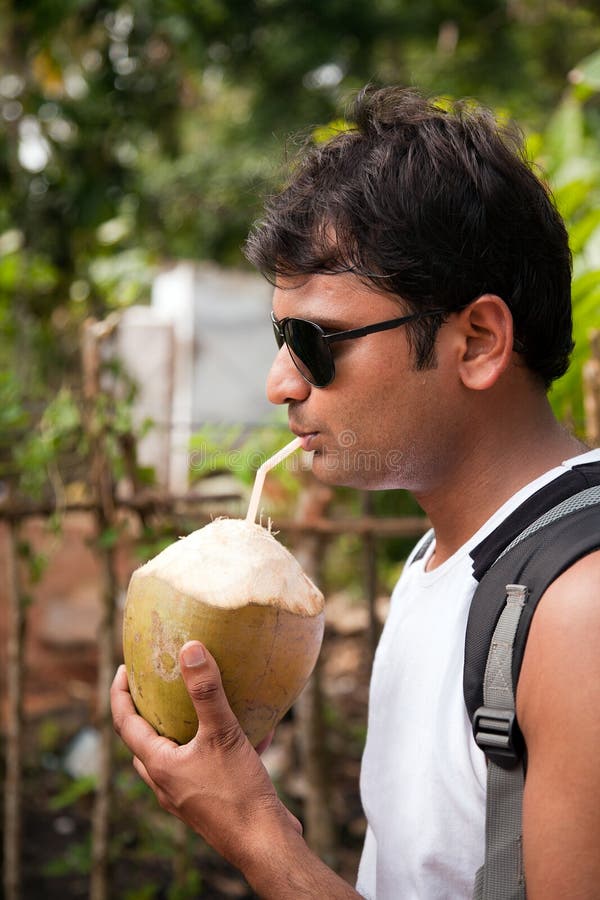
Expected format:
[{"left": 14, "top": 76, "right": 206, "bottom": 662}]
[
  {"left": 110, "top": 642, "right": 362, "bottom": 899},
  {"left": 516, "top": 549, "right": 600, "bottom": 899}
]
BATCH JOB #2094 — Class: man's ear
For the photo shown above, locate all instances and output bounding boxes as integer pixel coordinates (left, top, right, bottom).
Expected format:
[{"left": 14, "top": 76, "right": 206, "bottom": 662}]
[{"left": 456, "top": 295, "right": 515, "bottom": 390}]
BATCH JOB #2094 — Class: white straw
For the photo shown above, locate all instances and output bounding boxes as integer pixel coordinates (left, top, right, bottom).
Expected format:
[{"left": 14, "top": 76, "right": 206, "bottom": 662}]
[{"left": 245, "top": 436, "right": 303, "bottom": 524}]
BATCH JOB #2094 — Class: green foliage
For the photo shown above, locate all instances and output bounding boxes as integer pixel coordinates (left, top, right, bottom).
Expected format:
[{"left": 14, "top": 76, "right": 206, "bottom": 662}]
[
  {"left": 97, "top": 523, "right": 122, "bottom": 549},
  {"left": 88, "top": 249, "right": 155, "bottom": 309},
  {"left": 123, "top": 886, "right": 160, "bottom": 900},
  {"left": 2, "top": 3, "right": 600, "bottom": 577},
  {"left": 37, "top": 718, "right": 63, "bottom": 753},
  {"left": 16, "top": 539, "right": 48, "bottom": 584},
  {"left": 49, "top": 774, "right": 97, "bottom": 811},
  {"left": 0, "top": 372, "right": 31, "bottom": 483},
  {"left": 134, "top": 524, "right": 180, "bottom": 563},
  {"left": 189, "top": 421, "right": 308, "bottom": 511},
  {"left": 8, "top": 21, "right": 599, "bottom": 895},
  {"left": 525, "top": 69, "right": 600, "bottom": 431},
  {"left": 189, "top": 423, "right": 249, "bottom": 481},
  {"left": 2, "top": 1, "right": 598, "bottom": 461},
  {"left": 2, "top": 1, "right": 600, "bottom": 358},
  {"left": 570, "top": 48, "right": 600, "bottom": 92},
  {"left": 313, "top": 118, "right": 355, "bottom": 145},
  {"left": 14, "top": 387, "right": 83, "bottom": 497},
  {"left": 42, "top": 837, "right": 92, "bottom": 877},
  {"left": 0, "top": 371, "right": 29, "bottom": 433},
  {"left": 167, "top": 869, "right": 203, "bottom": 900}
]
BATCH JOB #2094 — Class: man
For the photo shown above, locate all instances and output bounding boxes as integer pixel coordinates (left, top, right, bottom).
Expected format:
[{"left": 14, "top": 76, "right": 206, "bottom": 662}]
[{"left": 111, "top": 87, "right": 600, "bottom": 898}]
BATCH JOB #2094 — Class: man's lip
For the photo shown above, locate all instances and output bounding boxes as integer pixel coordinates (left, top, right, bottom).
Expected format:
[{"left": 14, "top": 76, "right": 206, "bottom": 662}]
[{"left": 291, "top": 430, "right": 319, "bottom": 450}]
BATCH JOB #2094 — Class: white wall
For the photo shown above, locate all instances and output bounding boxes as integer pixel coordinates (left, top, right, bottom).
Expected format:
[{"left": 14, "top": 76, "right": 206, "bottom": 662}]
[{"left": 118, "top": 261, "right": 276, "bottom": 493}]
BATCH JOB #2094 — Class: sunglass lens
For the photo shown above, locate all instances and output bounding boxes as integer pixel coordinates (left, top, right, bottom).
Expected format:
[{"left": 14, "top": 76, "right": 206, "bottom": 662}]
[{"left": 284, "top": 318, "right": 334, "bottom": 387}]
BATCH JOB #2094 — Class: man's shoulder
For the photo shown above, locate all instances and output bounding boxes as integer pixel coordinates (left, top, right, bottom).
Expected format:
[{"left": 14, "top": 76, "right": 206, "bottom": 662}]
[
  {"left": 516, "top": 547, "right": 600, "bottom": 897},
  {"left": 535, "top": 548, "right": 600, "bottom": 627},
  {"left": 516, "top": 548, "right": 600, "bottom": 724}
]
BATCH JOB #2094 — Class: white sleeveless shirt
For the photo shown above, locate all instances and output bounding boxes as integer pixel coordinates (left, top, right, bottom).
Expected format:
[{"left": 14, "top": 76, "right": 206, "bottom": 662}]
[{"left": 356, "top": 450, "right": 600, "bottom": 900}]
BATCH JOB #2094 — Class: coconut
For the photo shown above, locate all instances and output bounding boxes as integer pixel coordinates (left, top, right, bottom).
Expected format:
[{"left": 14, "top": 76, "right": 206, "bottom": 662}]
[{"left": 122, "top": 517, "right": 325, "bottom": 747}]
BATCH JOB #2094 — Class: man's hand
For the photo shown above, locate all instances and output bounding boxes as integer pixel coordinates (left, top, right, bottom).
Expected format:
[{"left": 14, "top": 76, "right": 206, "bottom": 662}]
[
  {"left": 111, "top": 640, "right": 301, "bottom": 872},
  {"left": 112, "top": 640, "right": 362, "bottom": 899}
]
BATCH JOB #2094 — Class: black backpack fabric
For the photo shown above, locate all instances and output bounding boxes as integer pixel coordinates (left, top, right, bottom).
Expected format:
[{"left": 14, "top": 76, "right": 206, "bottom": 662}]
[
  {"left": 463, "top": 458, "right": 600, "bottom": 899},
  {"left": 465, "top": 460, "right": 600, "bottom": 759}
]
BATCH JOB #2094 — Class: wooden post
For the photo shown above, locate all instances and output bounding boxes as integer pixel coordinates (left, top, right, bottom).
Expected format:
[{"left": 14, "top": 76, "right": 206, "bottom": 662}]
[
  {"left": 292, "top": 482, "right": 337, "bottom": 867},
  {"left": 82, "top": 317, "right": 120, "bottom": 900},
  {"left": 2, "top": 520, "right": 24, "bottom": 900},
  {"left": 583, "top": 330, "right": 600, "bottom": 447}
]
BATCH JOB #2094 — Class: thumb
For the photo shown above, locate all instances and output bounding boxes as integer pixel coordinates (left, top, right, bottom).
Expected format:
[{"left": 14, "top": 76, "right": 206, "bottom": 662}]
[{"left": 179, "top": 641, "right": 242, "bottom": 739}]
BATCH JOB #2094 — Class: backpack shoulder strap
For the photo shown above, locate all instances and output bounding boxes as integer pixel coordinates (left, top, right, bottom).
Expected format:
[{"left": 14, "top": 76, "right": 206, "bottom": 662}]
[
  {"left": 464, "top": 488, "right": 600, "bottom": 728},
  {"left": 471, "top": 460, "right": 600, "bottom": 581},
  {"left": 467, "top": 483, "right": 600, "bottom": 900},
  {"left": 472, "top": 584, "right": 528, "bottom": 900}
]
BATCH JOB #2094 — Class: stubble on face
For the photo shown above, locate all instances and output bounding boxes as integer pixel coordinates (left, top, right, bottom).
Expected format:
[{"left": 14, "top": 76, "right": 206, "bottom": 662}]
[
  {"left": 271, "top": 272, "right": 457, "bottom": 493},
  {"left": 298, "top": 379, "right": 441, "bottom": 493}
]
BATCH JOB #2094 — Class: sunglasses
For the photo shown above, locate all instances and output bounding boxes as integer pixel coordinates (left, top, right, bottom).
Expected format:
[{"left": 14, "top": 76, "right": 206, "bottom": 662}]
[{"left": 271, "top": 307, "right": 448, "bottom": 387}]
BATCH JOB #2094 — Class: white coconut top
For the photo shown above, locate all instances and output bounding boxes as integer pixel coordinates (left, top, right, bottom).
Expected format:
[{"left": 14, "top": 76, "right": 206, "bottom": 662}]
[{"left": 136, "top": 518, "right": 324, "bottom": 616}]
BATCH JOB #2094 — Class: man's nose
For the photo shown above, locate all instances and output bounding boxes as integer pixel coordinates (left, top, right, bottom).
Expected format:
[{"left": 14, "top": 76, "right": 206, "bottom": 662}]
[{"left": 266, "top": 346, "right": 312, "bottom": 405}]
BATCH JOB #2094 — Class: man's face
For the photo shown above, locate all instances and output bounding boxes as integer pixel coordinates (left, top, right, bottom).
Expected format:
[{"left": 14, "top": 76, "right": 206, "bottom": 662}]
[{"left": 266, "top": 272, "right": 464, "bottom": 493}]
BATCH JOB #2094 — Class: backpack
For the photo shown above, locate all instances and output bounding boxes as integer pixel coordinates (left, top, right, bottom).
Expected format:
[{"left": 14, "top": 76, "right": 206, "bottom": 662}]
[{"left": 464, "top": 459, "right": 600, "bottom": 899}]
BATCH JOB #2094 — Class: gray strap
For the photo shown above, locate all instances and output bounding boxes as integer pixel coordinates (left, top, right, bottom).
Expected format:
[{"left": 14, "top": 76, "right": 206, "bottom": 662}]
[
  {"left": 473, "top": 584, "right": 528, "bottom": 900},
  {"left": 482, "top": 764, "right": 525, "bottom": 899}
]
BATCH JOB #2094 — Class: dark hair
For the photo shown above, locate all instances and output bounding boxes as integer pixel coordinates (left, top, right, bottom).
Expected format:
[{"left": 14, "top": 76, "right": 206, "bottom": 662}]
[{"left": 244, "top": 86, "right": 573, "bottom": 386}]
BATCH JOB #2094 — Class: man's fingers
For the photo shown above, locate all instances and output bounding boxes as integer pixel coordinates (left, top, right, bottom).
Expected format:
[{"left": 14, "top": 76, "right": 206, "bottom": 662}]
[
  {"left": 110, "top": 663, "right": 176, "bottom": 763},
  {"left": 179, "top": 641, "right": 245, "bottom": 744},
  {"left": 112, "top": 663, "right": 129, "bottom": 692},
  {"left": 133, "top": 754, "right": 155, "bottom": 791},
  {"left": 110, "top": 664, "right": 139, "bottom": 735},
  {"left": 112, "top": 644, "right": 249, "bottom": 769}
]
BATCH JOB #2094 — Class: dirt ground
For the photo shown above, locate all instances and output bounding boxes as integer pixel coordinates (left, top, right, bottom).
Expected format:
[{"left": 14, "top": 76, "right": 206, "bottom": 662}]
[{"left": 1, "top": 516, "right": 380, "bottom": 899}]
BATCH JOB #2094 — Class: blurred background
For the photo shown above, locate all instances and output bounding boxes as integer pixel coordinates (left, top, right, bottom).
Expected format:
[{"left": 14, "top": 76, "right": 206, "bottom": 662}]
[{"left": 1, "top": 1, "right": 600, "bottom": 898}]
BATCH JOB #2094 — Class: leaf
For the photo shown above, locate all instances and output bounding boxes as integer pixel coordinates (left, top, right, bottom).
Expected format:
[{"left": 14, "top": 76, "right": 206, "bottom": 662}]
[
  {"left": 569, "top": 210, "right": 600, "bottom": 255},
  {"left": 569, "top": 49, "right": 600, "bottom": 92},
  {"left": 312, "top": 118, "right": 355, "bottom": 145},
  {"left": 543, "top": 95, "right": 585, "bottom": 172},
  {"left": 135, "top": 464, "right": 156, "bottom": 485},
  {"left": 49, "top": 775, "right": 97, "bottom": 811},
  {"left": 553, "top": 176, "right": 597, "bottom": 221},
  {"left": 572, "top": 269, "right": 600, "bottom": 305},
  {"left": 98, "top": 525, "right": 120, "bottom": 549},
  {"left": 123, "top": 885, "right": 160, "bottom": 900},
  {"left": 42, "top": 837, "right": 92, "bottom": 877}
]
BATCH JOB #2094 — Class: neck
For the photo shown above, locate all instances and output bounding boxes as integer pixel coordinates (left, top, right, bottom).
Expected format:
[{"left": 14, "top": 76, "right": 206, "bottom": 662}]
[{"left": 414, "top": 391, "right": 587, "bottom": 569}]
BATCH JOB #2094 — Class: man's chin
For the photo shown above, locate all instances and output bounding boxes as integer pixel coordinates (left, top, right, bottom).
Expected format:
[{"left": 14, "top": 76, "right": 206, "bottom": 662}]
[
  {"left": 310, "top": 447, "right": 408, "bottom": 491},
  {"left": 310, "top": 450, "right": 351, "bottom": 486},
  {"left": 310, "top": 450, "right": 371, "bottom": 489}
]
